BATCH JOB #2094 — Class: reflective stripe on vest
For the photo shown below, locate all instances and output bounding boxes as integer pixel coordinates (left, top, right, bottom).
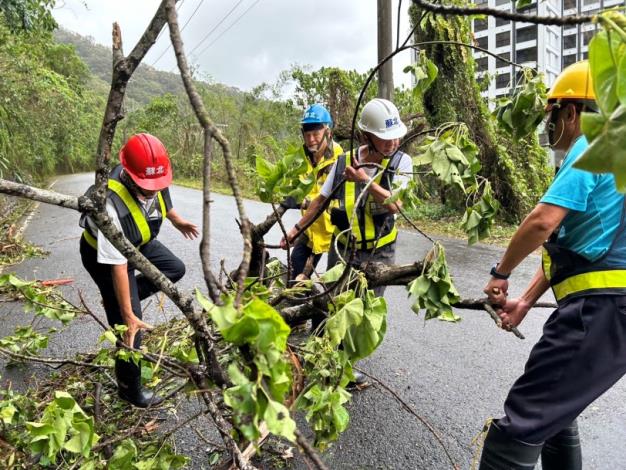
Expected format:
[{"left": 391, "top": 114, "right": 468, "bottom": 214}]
[
  {"left": 82, "top": 229, "right": 98, "bottom": 249},
  {"left": 108, "top": 179, "right": 151, "bottom": 246},
  {"left": 541, "top": 247, "right": 552, "bottom": 282},
  {"left": 542, "top": 197, "right": 626, "bottom": 302},
  {"left": 338, "top": 155, "right": 398, "bottom": 251},
  {"left": 552, "top": 270, "right": 626, "bottom": 302},
  {"left": 83, "top": 181, "right": 166, "bottom": 249}
]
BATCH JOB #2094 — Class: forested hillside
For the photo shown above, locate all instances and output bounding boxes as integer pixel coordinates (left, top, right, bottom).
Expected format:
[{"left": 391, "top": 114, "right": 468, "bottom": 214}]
[
  {"left": 1, "top": 22, "right": 302, "bottom": 198},
  {"left": 0, "top": 21, "right": 104, "bottom": 183}
]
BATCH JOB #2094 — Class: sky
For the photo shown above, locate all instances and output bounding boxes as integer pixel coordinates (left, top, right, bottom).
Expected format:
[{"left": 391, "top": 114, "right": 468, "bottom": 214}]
[{"left": 52, "top": 0, "right": 414, "bottom": 94}]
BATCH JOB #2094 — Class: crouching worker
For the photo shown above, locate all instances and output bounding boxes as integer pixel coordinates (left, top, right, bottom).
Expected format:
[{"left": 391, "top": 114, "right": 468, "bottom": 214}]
[{"left": 80, "top": 133, "right": 198, "bottom": 407}]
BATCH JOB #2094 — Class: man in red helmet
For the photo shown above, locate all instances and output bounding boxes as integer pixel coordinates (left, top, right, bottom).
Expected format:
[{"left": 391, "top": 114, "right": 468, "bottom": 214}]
[{"left": 80, "top": 133, "right": 198, "bottom": 408}]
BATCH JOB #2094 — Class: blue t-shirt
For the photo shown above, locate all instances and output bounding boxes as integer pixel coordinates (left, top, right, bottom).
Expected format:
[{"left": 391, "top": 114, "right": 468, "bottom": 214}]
[{"left": 540, "top": 136, "right": 624, "bottom": 261}]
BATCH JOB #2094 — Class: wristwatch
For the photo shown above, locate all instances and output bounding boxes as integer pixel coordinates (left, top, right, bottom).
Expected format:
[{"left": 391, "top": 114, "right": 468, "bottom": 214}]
[{"left": 490, "top": 264, "right": 510, "bottom": 280}]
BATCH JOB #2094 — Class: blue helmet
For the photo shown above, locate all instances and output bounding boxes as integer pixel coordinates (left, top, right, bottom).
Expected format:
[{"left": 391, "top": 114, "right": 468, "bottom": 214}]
[{"left": 301, "top": 104, "right": 333, "bottom": 127}]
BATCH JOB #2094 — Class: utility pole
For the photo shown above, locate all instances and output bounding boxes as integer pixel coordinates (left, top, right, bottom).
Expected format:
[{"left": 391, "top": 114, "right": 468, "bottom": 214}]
[{"left": 377, "top": 0, "right": 394, "bottom": 101}]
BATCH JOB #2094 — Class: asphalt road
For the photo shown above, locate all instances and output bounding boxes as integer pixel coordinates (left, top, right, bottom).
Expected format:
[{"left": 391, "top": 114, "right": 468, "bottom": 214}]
[{"left": 2, "top": 172, "right": 626, "bottom": 469}]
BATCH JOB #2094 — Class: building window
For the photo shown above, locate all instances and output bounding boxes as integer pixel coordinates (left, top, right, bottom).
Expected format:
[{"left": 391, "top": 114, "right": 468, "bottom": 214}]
[
  {"left": 496, "top": 73, "right": 510, "bottom": 89},
  {"left": 582, "top": 51, "right": 588, "bottom": 59},
  {"left": 582, "top": 29, "right": 596, "bottom": 46},
  {"left": 583, "top": 0, "right": 598, "bottom": 5},
  {"left": 564, "top": 0, "right": 576, "bottom": 9},
  {"left": 496, "top": 31, "right": 510, "bottom": 47},
  {"left": 516, "top": 47, "right": 537, "bottom": 63},
  {"left": 474, "top": 18, "right": 488, "bottom": 32},
  {"left": 517, "top": 1, "right": 537, "bottom": 12},
  {"left": 563, "top": 34, "right": 577, "bottom": 49},
  {"left": 476, "top": 0, "right": 488, "bottom": 5},
  {"left": 563, "top": 54, "right": 577, "bottom": 67},
  {"left": 495, "top": 51, "right": 510, "bottom": 66},
  {"left": 517, "top": 25, "right": 537, "bottom": 43},
  {"left": 477, "top": 35, "right": 488, "bottom": 50},
  {"left": 495, "top": 0, "right": 509, "bottom": 5},
  {"left": 496, "top": 16, "right": 510, "bottom": 27},
  {"left": 475, "top": 56, "right": 489, "bottom": 72}
]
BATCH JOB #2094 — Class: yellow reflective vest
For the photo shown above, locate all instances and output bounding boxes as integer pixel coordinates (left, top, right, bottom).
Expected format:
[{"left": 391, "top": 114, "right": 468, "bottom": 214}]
[
  {"left": 331, "top": 151, "right": 402, "bottom": 251},
  {"left": 302, "top": 142, "right": 343, "bottom": 254},
  {"left": 542, "top": 221, "right": 626, "bottom": 303},
  {"left": 82, "top": 165, "right": 168, "bottom": 250}
]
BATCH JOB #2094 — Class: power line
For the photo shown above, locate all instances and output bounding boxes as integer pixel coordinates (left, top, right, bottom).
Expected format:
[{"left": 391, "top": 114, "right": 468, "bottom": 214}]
[
  {"left": 151, "top": 0, "right": 204, "bottom": 67},
  {"left": 186, "top": 0, "right": 247, "bottom": 57},
  {"left": 193, "top": 0, "right": 261, "bottom": 59}
]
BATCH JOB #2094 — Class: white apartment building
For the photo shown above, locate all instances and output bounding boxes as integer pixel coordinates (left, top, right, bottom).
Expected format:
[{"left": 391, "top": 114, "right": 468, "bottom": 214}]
[{"left": 472, "top": 0, "right": 623, "bottom": 100}]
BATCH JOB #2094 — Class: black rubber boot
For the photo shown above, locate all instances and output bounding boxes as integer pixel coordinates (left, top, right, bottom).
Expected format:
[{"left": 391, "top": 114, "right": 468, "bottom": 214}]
[
  {"left": 479, "top": 422, "right": 543, "bottom": 470},
  {"left": 115, "top": 358, "right": 163, "bottom": 408},
  {"left": 541, "top": 420, "right": 582, "bottom": 470},
  {"left": 347, "top": 369, "right": 370, "bottom": 391}
]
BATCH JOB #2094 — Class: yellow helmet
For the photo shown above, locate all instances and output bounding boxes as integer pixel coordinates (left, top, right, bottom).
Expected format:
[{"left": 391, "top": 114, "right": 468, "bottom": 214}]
[{"left": 547, "top": 60, "right": 595, "bottom": 101}]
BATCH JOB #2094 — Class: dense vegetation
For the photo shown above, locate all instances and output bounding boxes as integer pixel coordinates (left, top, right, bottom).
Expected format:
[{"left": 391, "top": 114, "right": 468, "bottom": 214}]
[{"left": 0, "top": 19, "right": 103, "bottom": 182}]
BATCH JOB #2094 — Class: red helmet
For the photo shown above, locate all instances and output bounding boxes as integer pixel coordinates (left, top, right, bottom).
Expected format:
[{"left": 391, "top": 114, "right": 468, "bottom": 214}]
[{"left": 119, "top": 133, "right": 173, "bottom": 191}]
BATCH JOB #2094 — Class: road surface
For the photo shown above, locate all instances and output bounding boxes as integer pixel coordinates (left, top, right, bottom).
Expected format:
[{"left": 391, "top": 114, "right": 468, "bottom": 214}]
[{"left": 2, "top": 172, "right": 625, "bottom": 469}]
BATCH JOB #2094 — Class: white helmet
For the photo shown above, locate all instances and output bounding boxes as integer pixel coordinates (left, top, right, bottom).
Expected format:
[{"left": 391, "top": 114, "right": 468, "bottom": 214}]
[{"left": 357, "top": 98, "right": 407, "bottom": 140}]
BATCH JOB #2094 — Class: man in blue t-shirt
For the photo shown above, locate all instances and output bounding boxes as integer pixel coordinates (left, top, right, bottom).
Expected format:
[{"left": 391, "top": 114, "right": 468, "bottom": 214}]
[{"left": 478, "top": 61, "right": 626, "bottom": 469}]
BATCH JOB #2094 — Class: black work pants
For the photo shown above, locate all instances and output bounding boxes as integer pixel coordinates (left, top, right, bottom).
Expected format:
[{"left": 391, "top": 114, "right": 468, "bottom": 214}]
[
  {"left": 80, "top": 237, "right": 186, "bottom": 343},
  {"left": 496, "top": 294, "right": 626, "bottom": 444},
  {"left": 290, "top": 234, "right": 322, "bottom": 280}
]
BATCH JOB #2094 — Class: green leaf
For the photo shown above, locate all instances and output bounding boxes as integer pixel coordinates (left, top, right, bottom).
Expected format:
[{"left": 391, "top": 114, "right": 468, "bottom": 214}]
[
  {"left": 574, "top": 104, "right": 626, "bottom": 191},
  {"left": 0, "top": 404, "right": 17, "bottom": 424},
  {"left": 318, "top": 263, "right": 346, "bottom": 282},
  {"left": 516, "top": 0, "right": 532, "bottom": 8},
  {"left": 326, "top": 298, "right": 364, "bottom": 348},
  {"left": 405, "top": 50, "right": 438, "bottom": 96},
  {"left": 108, "top": 439, "right": 138, "bottom": 470},
  {"left": 589, "top": 31, "right": 622, "bottom": 116},
  {"left": 493, "top": 68, "right": 547, "bottom": 139},
  {"left": 99, "top": 330, "right": 118, "bottom": 345},
  {"left": 616, "top": 52, "right": 626, "bottom": 107},
  {"left": 581, "top": 112, "right": 607, "bottom": 143},
  {"left": 264, "top": 399, "right": 296, "bottom": 441},
  {"left": 407, "top": 243, "right": 461, "bottom": 321}
]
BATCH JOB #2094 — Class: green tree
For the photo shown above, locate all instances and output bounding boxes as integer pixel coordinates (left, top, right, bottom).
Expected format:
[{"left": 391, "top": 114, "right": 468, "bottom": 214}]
[{"left": 409, "top": 5, "right": 552, "bottom": 222}]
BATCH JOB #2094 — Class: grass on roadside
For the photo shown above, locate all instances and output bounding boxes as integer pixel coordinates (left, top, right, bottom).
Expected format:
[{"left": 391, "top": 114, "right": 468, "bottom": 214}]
[
  {"left": 174, "top": 177, "right": 258, "bottom": 200},
  {"left": 0, "top": 198, "right": 48, "bottom": 268},
  {"left": 397, "top": 201, "right": 517, "bottom": 247}
]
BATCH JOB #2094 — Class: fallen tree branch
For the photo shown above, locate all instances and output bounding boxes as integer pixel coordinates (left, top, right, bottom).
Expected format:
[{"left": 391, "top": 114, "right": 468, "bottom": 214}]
[
  {"left": 0, "top": 179, "right": 90, "bottom": 211},
  {"left": 411, "top": 0, "right": 594, "bottom": 26},
  {"left": 294, "top": 429, "right": 330, "bottom": 470}
]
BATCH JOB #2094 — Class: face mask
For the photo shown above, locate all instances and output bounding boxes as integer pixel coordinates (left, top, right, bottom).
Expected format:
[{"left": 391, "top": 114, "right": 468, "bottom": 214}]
[
  {"left": 547, "top": 106, "right": 564, "bottom": 148},
  {"left": 552, "top": 149, "right": 566, "bottom": 168}
]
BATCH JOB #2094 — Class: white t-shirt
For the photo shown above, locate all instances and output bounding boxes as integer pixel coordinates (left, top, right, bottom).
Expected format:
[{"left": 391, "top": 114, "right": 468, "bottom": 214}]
[
  {"left": 319, "top": 147, "right": 413, "bottom": 198},
  {"left": 87, "top": 196, "right": 160, "bottom": 265}
]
